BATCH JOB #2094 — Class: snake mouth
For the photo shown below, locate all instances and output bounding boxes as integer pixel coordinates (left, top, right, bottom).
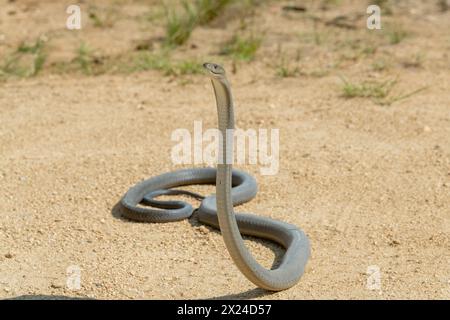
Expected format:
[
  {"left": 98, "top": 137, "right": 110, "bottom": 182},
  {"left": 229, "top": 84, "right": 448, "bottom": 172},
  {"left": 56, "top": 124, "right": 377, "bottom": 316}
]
[{"left": 203, "top": 62, "right": 225, "bottom": 76}]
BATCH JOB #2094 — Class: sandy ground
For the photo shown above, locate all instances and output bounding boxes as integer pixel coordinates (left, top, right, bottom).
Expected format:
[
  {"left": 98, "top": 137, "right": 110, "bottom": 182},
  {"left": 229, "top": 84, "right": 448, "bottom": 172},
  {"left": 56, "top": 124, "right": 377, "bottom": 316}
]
[{"left": 0, "top": 1, "right": 449, "bottom": 299}]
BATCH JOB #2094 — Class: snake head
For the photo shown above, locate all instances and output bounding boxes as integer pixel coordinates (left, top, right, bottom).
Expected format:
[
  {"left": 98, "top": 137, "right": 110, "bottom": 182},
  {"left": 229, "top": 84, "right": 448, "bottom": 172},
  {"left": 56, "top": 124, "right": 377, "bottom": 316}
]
[{"left": 203, "top": 63, "right": 226, "bottom": 77}]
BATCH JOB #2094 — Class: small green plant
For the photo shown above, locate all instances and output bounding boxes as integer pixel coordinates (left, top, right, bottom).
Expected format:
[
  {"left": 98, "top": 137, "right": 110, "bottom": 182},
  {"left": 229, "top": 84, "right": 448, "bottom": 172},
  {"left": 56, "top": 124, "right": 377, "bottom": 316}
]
[
  {"left": 135, "top": 52, "right": 170, "bottom": 72},
  {"left": 88, "top": 6, "right": 116, "bottom": 28},
  {"left": 340, "top": 42, "right": 378, "bottom": 62},
  {"left": 276, "top": 64, "right": 300, "bottom": 78},
  {"left": 164, "top": 2, "right": 197, "bottom": 47},
  {"left": 0, "top": 56, "right": 20, "bottom": 78},
  {"left": 17, "top": 39, "right": 44, "bottom": 54},
  {"left": 135, "top": 52, "right": 202, "bottom": 76},
  {"left": 361, "top": 45, "right": 376, "bottom": 55},
  {"left": 275, "top": 50, "right": 301, "bottom": 78},
  {"left": 340, "top": 77, "right": 427, "bottom": 105},
  {"left": 220, "top": 34, "right": 262, "bottom": 61},
  {"left": 382, "top": 86, "right": 427, "bottom": 105},
  {"left": 341, "top": 77, "right": 397, "bottom": 99},
  {"left": 386, "top": 26, "right": 408, "bottom": 45},
  {"left": 176, "top": 60, "right": 204, "bottom": 75},
  {"left": 32, "top": 51, "right": 46, "bottom": 76},
  {"left": 163, "top": 0, "right": 233, "bottom": 47},
  {"left": 74, "top": 43, "right": 94, "bottom": 75},
  {"left": 372, "top": 0, "right": 393, "bottom": 15},
  {"left": 0, "top": 39, "right": 47, "bottom": 78},
  {"left": 196, "top": 0, "right": 232, "bottom": 25}
]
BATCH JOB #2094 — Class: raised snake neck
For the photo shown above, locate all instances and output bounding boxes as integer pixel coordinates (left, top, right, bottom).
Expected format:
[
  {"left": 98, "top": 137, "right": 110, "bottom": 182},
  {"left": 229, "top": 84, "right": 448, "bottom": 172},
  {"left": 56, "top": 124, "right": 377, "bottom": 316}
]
[{"left": 120, "top": 63, "right": 310, "bottom": 291}]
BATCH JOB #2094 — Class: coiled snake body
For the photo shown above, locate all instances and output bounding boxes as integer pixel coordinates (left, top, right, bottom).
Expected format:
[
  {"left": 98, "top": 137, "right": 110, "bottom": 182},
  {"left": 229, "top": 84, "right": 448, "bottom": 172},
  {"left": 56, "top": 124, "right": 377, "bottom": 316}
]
[{"left": 121, "top": 63, "right": 310, "bottom": 291}]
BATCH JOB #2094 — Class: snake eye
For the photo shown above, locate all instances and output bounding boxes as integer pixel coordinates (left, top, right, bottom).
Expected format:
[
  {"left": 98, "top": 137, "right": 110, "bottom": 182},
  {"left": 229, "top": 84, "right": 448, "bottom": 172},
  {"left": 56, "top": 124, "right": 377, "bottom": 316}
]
[{"left": 203, "top": 62, "right": 225, "bottom": 75}]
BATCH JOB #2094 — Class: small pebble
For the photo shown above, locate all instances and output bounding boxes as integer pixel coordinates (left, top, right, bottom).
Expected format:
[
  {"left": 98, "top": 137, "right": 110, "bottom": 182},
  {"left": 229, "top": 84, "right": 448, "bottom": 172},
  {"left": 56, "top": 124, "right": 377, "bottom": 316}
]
[
  {"left": 197, "top": 226, "right": 209, "bottom": 235},
  {"left": 5, "top": 253, "right": 14, "bottom": 259},
  {"left": 51, "top": 282, "right": 63, "bottom": 289}
]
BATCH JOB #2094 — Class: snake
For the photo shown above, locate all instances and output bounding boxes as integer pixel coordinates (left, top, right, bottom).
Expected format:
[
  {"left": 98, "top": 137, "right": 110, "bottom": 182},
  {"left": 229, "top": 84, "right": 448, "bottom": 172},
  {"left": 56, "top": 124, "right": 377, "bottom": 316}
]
[{"left": 120, "top": 63, "right": 310, "bottom": 291}]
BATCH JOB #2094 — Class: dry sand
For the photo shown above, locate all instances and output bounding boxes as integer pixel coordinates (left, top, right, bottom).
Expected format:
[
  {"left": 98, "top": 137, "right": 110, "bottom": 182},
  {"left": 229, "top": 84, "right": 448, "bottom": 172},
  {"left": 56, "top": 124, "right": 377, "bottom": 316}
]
[{"left": 0, "top": 0, "right": 449, "bottom": 299}]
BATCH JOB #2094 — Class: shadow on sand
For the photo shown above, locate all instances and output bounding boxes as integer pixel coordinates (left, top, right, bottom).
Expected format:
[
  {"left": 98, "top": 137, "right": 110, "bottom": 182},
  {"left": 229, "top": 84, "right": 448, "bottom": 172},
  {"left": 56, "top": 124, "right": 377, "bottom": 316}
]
[
  {"left": 111, "top": 201, "right": 285, "bottom": 299},
  {"left": 207, "top": 288, "right": 275, "bottom": 300},
  {"left": 6, "top": 291, "right": 273, "bottom": 300},
  {"left": 4, "top": 295, "right": 93, "bottom": 300}
]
